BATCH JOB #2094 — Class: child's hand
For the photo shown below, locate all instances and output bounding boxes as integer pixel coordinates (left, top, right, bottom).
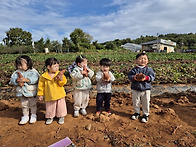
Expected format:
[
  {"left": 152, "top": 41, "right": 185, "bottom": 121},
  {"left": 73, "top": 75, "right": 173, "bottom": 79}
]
[
  {"left": 38, "top": 96, "right": 43, "bottom": 101},
  {"left": 134, "top": 73, "right": 146, "bottom": 81},
  {"left": 82, "top": 65, "right": 89, "bottom": 77},
  {"left": 102, "top": 71, "right": 111, "bottom": 82},
  {"left": 55, "top": 69, "right": 66, "bottom": 81}
]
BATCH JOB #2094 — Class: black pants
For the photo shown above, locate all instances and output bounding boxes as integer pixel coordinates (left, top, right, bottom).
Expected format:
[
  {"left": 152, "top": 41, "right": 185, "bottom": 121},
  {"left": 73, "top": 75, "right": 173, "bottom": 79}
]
[{"left": 96, "top": 93, "right": 111, "bottom": 112}]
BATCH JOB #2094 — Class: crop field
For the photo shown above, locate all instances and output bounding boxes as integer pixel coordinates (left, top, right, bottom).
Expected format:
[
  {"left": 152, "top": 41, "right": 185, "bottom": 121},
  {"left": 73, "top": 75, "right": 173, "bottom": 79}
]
[
  {"left": 0, "top": 51, "right": 195, "bottom": 87},
  {"left": 0, "top": 51, "right": 196, "bottom": 147}
]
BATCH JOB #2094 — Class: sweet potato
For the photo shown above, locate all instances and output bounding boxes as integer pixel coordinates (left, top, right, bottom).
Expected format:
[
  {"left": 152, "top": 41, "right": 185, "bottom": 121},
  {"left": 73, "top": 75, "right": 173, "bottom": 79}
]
[
  {"left": 16, "top": 72, "right": 24, "bottom": 87},
  {"left": 103, "top": 72, "right": 110, "bottom": 81},
  {"left": 135, "top": 73, "right": 145, "bottom": 81},
  {"left": 55, "top": 69, "right": 66, "bottom": 80}
]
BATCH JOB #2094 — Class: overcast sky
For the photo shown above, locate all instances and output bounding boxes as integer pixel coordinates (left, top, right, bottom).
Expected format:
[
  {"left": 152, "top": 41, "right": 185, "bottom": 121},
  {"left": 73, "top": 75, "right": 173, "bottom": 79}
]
[{"left": 0, "top": 0, "right": 196, "bottom": 43}]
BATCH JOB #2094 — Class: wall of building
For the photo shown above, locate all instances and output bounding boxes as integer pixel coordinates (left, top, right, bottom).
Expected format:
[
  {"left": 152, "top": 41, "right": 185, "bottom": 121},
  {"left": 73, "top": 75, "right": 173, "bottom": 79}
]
[{"left": 159, "top": 44, "right": 174, "bottom": 53}]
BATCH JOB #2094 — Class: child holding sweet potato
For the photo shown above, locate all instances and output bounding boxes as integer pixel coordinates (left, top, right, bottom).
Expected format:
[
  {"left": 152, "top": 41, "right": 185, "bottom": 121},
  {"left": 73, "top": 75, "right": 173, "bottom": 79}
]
[
  {"left": 37, "top": 57, "right": 67, "bottom": 125},
  {"left": 70, "top": 55, "right": 94, "bottom": 117},
  {"left": 128, "top": 53, "right": 155, "bottom": 123},
  {"left": 95, "top": 58, "right": 115, "bottom": 115},
  {"left": 10, "top": 55, "right": 40, "bottom": 125}
]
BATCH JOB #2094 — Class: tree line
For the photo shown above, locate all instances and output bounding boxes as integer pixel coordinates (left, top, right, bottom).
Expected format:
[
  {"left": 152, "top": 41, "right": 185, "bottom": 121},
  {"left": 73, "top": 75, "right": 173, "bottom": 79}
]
[{"left": 0, "top": 27, "right": 196, "bottom": 54}]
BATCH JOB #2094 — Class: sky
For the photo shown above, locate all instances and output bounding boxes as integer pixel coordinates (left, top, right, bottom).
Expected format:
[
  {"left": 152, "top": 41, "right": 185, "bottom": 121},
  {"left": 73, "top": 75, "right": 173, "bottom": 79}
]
[{"left": 0, "top": 0, "right": 196, "bottom": 43}]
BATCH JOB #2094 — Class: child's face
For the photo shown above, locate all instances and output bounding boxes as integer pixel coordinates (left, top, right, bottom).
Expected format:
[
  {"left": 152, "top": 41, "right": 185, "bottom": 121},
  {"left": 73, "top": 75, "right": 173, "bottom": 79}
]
[
  {"left": 136, "top": 55, "right": 148, "bottom": 66},
  {"left": 101, "top": 65, "right": 110, "bottom": 72},
  {"left": 17, "top": 59, "right": 28, "bottom": 71},
  {"left": 47, "top": 63, "right": 59, "bottom": 73},
  {"left": 78, "top": 59, "right": 87, "bottom": 68}
]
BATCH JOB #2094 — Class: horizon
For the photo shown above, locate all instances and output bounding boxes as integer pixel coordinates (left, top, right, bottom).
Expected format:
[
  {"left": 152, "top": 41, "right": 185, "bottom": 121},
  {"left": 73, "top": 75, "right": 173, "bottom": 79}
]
[{"left": 0, "top": 0, "right": 196, "bottom": 43}]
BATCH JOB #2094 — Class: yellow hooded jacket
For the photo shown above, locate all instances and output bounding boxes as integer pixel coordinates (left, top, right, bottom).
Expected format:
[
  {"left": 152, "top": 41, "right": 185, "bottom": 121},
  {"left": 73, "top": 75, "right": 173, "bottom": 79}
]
[{"left": 37, "top": 71, "right": 67, "bottom": 101}]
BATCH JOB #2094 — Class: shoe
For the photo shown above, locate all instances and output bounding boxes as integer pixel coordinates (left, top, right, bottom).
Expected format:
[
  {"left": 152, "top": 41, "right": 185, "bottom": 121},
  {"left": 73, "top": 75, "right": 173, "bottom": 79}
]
[
  {"left": 95, "top": 111, "right": 101, "bottom": 117},
  {"left": 58, "top": 117, "right": 64, "bottom": 125},
  {"left": 141, "top": 115, "right": 149, "bottom": 123},
  {"left": 29, "top": 114, "right": 37, "bottom": 124},
  {"left": 45, "top": 118, "right": 53, "bottom": 125},
  {"left": 80, "top": 108, "right": 87, "bottom": 116},
  {"left": 74, "top": 110, "right": 79, "bottom": 117},
  {"left": 131, "top": 113, "right": 140, "bottom": 120},
  {"left": 107, "top": 111, "right": 112, "bottom": 115},
  {"left": 19, "top": 116, "right": 29, "bottom": 125}
]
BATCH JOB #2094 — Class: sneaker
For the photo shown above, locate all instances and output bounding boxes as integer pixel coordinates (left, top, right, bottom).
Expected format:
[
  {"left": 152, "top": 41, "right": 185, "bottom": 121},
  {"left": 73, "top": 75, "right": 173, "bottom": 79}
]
[
  {"left": 95, "top": 111, "right": 101, "bottom": 117},
  {"left": 29, "top": 114, "right": 37, "bottom": 124},
  {"left": 80, "top": 108, "right": 87, "bottom": 116},
  {"left": 141, "top": 115, "right": 149, "bottom": 123},
  {"left": 58, "top": 117, "right": 64, "bottom": 125},
  {"left": 74, "top": 110, "right": 79, "bottom": 117},
  {"left": 45, "top": 118, "right": 53, "bottom": 125},
  {"left": 107, "top": 111, "right": 112, "bottom": 115},
  {"left": 19, "top": 116, "right": 29, "bottom": 125},
  {"left": 131, "top": 113, "right": 140, "bottom": 120}
]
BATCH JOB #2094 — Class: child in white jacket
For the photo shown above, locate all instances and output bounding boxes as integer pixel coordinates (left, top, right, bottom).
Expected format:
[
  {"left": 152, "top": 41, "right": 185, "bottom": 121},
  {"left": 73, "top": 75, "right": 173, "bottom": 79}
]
[
  {"left": 70, "top": 55, "right": 94, "bottom": 117},
  {"left": 96, "top": 58, "right": 115, "bottom": 115}
]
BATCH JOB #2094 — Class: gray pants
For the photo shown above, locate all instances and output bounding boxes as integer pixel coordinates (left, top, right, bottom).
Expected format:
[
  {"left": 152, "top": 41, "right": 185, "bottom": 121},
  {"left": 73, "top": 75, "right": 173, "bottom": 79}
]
[
  {"left": 131, "top": 89, "right": 151, "bottom": 116},
  {"left": 73, "top": 90, "right": 89, "bottom": 111},
  {"left": 20, "top": 96, "right": 37, "bottom": 116}
]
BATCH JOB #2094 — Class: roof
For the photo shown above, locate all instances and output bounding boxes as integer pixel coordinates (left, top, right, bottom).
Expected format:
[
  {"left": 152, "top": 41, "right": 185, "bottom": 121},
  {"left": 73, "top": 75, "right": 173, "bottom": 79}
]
[
  {"left": 141, "top": 39, "right": 176, "bottom": 46},
  {"left": 121, "top": 43, "right": 142, "bottom": 52}
]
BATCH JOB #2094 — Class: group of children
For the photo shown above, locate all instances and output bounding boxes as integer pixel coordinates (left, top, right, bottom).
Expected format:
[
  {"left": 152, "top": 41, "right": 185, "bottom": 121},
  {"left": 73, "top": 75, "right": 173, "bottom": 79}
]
[{"left": 10, "top": 53, "right": 155, "bottom": 125}]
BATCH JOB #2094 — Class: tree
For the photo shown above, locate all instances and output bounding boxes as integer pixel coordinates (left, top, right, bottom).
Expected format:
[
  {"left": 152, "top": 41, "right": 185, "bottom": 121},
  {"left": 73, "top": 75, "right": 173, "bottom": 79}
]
[
  {"left": 51, "top": 41, "right": 62, "bottom": 53},
  {"left": 93, "top": 41, "right": 105, "bottom": 50},
  {"left": 69, "top": 28, "right": 93, "bottom": 52},
  {"left": 70, "top": 28, "right": 92, "bottom": 44},
  {"left": 105, "top": 42, "right": 117, "bottom": 50},
  {"left": 34, "top": 38, "right": 45, "bottom": 53},
  {"left": 3, "top": 28, "right": 32, "bottom": 47},
  {"left": 62, "top": 37, "right": 71, "bottom": 52}
]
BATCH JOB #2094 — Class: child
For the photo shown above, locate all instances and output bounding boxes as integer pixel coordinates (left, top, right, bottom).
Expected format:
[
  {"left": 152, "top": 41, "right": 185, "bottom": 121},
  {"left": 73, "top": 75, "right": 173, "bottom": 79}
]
[
  {"left": 67, "top": 61, "right": 77, "bottom": 74},
  {"left": 96, "top": 58, "right": 115, "bottom": 114},
  {"left": 128, "top": 53, "right": 155, "bottom": 123},
  {"left": 70, "top": 55, "right": 94, "bottom": 117},
  {"left": 37, "top": 57, "right": 67, "bottom": 125},
  {"left": 10, "top": 55, "right": 39, "bottom": 124}
]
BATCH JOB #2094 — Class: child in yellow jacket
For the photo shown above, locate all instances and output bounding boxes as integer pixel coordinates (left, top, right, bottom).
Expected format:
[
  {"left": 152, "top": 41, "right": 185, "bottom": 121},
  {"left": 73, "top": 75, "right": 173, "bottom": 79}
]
[{"left": 37, "top": 57, "right": 67, "bottom": 125}]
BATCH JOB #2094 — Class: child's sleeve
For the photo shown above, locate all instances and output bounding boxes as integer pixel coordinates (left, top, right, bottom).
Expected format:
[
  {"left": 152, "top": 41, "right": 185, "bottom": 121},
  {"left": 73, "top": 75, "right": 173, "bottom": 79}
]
[
  {"left": 26, "top": 71, "right": 40, "bottom": 85},
  {"left": 127, "top": 68, "right": 136, "bottom": 82},
  {"left": 70, "top": 68, "right": 83, "bottom": 80},
  {"left": 96, "top": 71, "right": 102, "bottom": 83},
  {"left": 57, "top": 75, "right": 67, "bottom": 87},
  {"left": 9, "top": 71, "right": 19, "bottom": 86},
  {"left": 109, "top": 72, "right": 115, "bottom": 82},
  {"left": 37, "top": 76, "right": 45, "bottom": 96},
  {"left": 87, "top": 68, "right": 94, "bottom": 78},
  {"left": 147, "top": 68, "right": 155, "bottom": 82}
]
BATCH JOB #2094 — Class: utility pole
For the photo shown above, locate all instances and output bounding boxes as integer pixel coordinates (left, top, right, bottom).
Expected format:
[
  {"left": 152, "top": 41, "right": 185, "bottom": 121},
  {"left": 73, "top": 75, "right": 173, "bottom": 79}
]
[{"left": 157, "top": 33, "right": 159, "bottom": 52}]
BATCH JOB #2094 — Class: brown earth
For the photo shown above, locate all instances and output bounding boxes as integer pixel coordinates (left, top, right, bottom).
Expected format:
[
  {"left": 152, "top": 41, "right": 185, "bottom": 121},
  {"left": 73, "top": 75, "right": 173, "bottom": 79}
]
[{"left": 0, "top": 86, "right": 196, "bottom": 147}]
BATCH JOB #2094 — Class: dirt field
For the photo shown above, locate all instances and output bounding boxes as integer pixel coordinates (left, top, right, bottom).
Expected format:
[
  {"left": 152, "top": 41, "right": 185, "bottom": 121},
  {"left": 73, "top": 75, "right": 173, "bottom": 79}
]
[{"left": 0, "top": 86, "right": 196, "bottom": 147}]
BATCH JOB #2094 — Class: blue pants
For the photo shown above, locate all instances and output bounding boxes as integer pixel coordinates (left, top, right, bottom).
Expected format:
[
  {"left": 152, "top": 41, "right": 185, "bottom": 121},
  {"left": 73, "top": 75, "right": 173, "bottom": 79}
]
[{"left": 96, "top": 93, "right": 111, "bottom": 112}]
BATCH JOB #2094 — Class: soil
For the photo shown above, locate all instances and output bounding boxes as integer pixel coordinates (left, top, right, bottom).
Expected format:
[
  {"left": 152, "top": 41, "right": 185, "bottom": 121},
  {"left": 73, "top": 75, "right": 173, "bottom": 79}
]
[{"left": 0, "top": 86, "right": 196, "bottom": 147}]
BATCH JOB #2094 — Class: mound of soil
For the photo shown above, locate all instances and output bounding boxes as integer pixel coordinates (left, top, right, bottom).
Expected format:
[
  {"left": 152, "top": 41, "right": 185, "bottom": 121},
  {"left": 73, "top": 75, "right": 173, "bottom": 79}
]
[{"left": 0, "top": 87, "right": 195, "bottom": 147}]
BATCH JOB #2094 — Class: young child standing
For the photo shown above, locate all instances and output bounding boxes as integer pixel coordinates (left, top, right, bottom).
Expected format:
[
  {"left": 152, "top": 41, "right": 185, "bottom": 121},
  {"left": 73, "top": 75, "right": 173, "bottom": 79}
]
[
  {"left": 96, "top": 58, "right": 115, "bottom": 115},
  {"left": 37, "top": 57, "right": 67, "bottom": 125},
  {"left": 70, "top": 55, "right": 94, "bottom": 117},
  {"left": 128, "top": 53, "right": 155, "bottom": 123},
  {"left": 10, "top": 55, "right": 39, "bottom": 124}
]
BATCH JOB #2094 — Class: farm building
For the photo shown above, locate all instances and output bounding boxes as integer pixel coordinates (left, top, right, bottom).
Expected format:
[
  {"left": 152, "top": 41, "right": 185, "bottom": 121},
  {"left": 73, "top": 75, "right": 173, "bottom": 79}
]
[
  {"left": 121, "top": 43, "right": 142, "bottom": 52},
  {"left": 141, "top": 39, "right": 176, "bottom": 53}
]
